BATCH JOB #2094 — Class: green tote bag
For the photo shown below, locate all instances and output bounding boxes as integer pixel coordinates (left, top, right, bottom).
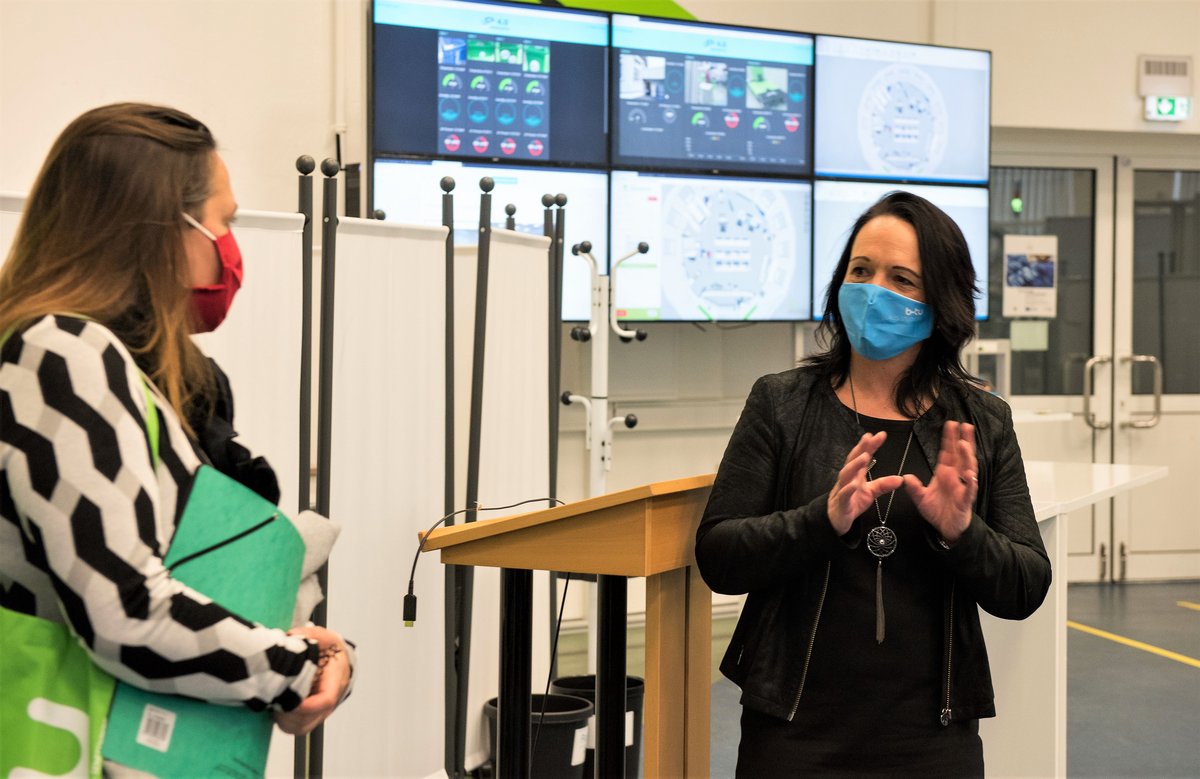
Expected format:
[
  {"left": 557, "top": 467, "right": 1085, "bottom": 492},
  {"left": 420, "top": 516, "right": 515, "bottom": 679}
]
[
  {"left": 0, "top": 333, "right": 158, "bottom": 779},
  {"left": 2, "top": 330, "right": 305, "bottom": 778},
  {"left": 0, "top": 606, "right": 117, "bottom": 778}
]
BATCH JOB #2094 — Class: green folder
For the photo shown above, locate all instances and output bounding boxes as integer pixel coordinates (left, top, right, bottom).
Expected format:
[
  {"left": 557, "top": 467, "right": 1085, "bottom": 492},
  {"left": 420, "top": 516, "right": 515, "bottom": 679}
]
[{"left": 101, "top": 465, "right": 305, "bottom": 778}]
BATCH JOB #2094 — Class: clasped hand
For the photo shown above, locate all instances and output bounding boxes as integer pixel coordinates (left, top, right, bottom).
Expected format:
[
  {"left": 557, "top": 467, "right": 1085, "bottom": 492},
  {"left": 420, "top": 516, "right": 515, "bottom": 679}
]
[
  {"left": 273, "top": 625, "right": 352, "bottom": 736},
  {"left": 828, "top": 421, "right": 977, "bottom": 544}
]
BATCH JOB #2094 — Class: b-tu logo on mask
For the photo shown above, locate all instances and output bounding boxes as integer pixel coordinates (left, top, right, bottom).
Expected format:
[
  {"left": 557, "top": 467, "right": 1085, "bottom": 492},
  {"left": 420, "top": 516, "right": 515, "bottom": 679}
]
[{"left": 905, "top": 307, "right": 924, "bottom": 317}]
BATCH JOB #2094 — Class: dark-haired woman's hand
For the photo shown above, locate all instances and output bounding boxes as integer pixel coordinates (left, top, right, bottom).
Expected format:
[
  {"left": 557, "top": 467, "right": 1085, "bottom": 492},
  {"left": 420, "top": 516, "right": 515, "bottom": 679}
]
[
  {"left": 904, "top": 420, "right": 977, "bottom": 544},
  {"left": 828, "top": 432, "right": 904, "bottom": 536}
]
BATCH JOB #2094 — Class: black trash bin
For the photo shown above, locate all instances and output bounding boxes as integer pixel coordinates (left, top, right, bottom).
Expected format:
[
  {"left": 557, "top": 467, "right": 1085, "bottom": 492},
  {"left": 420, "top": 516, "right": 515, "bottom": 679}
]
[
  {"left": 483, "top": 693, "right": 593, "bottom": 778},
  {"left": 549, "top": 675, "right": 645, "bottom": 779}
]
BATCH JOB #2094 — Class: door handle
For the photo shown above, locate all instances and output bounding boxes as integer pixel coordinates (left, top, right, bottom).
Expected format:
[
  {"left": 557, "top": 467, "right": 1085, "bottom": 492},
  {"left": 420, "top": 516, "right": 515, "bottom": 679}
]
[
  {"left": 1082, "top": 355, "right": 1112, "bottom": 430},
  {"left": 1120, "top": 354, "right": 1163, "bottom": 428}
]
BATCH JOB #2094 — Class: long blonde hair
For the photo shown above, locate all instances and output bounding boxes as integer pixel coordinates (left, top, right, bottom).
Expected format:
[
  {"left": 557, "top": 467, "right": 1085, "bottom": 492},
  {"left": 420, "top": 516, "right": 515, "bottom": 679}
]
[{"left": 0, "top": 103, "right": 216, "bottom": 430}]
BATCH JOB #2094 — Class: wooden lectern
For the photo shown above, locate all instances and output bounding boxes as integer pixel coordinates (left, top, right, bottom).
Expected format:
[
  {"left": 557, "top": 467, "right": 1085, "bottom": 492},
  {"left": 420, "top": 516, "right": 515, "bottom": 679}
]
[{"left": 422, "top": 474, "right": 715, "bottom": 778}]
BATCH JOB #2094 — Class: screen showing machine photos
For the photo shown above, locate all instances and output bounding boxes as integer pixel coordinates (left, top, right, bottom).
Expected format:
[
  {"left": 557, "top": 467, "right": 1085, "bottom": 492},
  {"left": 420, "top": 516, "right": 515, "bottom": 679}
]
[
  {"left": 811, "top": 180, "right": 990, "bottom": 319},
  {"left": 815, "top": 36, "right": 990, "bottom": 185},
  {"left": 610, "top": 170, "right": 812, "bottom": 322},
  {"left": 372, "top": 159, "right": 608, "bottom": 321},
  {"left": 374, "top": 0, "right": 608, "bottom": 166},
  {"left": 611, "top": 15, "right": 814, "bottom": 176}
]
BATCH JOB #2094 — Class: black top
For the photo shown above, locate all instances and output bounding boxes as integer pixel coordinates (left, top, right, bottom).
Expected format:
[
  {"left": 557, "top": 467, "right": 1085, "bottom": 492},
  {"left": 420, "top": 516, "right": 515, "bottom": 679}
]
[
  {"left": 789, "top": 415, "right": 948, "bottom": 741},
  {"left": 737, "top": 411, "right": 983, "bottom": 776}
]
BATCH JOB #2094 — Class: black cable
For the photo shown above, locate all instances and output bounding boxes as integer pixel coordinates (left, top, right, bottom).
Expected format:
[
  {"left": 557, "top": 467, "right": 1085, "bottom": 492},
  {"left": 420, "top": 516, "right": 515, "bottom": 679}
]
[
  {"left": 531, "top": 572, "right": 572, "bottom": 760},
  {"left": 405, "top": 496, "right": 565, "bottom": 625}
]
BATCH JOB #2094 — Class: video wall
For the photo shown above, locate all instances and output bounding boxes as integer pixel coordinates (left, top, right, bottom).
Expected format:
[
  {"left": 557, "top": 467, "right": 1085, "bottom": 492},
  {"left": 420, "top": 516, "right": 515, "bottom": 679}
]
[{"left": 372, "top": 0, "right": 992, "bottom": 321}]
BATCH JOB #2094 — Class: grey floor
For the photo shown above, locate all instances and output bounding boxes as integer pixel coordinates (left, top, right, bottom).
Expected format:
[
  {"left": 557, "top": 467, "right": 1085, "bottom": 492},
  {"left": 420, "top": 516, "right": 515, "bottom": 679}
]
[
  {"left": 709, "top": 581, "right": 1200, "bottom": 778},
  {"left": 1066, "top": 581, "right": 1199, "bottom": 778}
]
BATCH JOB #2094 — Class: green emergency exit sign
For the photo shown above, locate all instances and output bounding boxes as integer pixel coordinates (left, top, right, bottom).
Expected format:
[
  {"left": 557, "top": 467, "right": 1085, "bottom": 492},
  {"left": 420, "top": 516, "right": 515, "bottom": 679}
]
[{"left": 1144, "top": 96, "right": 1191, "bottom": 121}]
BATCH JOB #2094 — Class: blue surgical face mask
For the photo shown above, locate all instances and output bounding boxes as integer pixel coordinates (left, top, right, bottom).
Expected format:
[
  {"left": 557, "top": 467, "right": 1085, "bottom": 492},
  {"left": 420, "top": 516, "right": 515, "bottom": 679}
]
[{"left": 838, "top": 283, "right": 934, "bottom": 361}]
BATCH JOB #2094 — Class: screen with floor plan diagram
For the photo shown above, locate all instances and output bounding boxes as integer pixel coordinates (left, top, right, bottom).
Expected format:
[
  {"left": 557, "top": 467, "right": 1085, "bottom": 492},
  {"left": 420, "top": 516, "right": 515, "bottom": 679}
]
[{"left": 609, "top": 170, "right": 812, "bottom": 322}]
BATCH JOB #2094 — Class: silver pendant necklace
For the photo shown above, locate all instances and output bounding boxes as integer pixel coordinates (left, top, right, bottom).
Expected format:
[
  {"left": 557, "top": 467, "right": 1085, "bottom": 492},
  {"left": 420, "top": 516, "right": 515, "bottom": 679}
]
[{"left": 849, "top": 374, "right": 913, "bottom": 644}]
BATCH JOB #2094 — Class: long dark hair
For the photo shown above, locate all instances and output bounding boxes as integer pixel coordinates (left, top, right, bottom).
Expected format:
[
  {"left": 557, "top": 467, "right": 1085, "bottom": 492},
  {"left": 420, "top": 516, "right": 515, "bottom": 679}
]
[
  {"left": 0, "top": 103, "right": 216, "bottom": 431},
  {"left": 805, "top": 191, "right": 982, "bottom": 416}
]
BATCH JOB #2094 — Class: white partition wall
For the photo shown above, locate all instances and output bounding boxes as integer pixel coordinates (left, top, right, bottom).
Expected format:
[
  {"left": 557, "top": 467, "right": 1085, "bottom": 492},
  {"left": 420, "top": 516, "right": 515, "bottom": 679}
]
[
  {"left": 191, "top": 210, "right": 306, "bottom": 519},
  {"left": 460, "top": 229, "right": 553, "bottom": 769},
  {"left": 0, "top": 193, "right": 22, "bottom": 260},
  {"left": 322, "top": 219, "right": 449, "bottom": 778}
]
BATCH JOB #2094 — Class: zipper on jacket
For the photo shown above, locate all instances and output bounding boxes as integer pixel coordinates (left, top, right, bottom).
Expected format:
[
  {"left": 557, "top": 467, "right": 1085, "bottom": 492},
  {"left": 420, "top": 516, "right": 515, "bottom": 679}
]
[
  {"left": 788, "top": 561, "right": 831, "bottom": 721},
  {"left": 940, "top": 580, "right": 956, "bottom": 726}
]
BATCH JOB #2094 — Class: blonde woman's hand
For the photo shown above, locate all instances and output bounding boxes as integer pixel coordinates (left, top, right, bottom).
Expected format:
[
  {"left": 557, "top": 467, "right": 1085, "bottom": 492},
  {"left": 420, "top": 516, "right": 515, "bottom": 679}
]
[
  {"left": 827, "top": 432, "right": 904, "bottom": 536},
  {"left": 274, "top": 625, "right": 352, "bottom": 736}
]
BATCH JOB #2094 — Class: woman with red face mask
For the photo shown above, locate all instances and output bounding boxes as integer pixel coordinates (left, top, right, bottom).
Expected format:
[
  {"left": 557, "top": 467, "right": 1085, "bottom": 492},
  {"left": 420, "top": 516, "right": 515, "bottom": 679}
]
[{"left": 0, "top": 104, "right": 353, "bottom": 771}]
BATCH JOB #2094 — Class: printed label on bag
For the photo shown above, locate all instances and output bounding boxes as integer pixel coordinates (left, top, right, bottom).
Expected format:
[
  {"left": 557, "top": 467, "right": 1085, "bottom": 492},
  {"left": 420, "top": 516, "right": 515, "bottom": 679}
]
[
  {"left": 571, "top": 726, "right": 588, "bottom": 766},
  {"left": 626, "top": 709, "right": 635, "bottom": 747},
  {"left": 135, "top": 703, "right": 176, "bottom": 753}
]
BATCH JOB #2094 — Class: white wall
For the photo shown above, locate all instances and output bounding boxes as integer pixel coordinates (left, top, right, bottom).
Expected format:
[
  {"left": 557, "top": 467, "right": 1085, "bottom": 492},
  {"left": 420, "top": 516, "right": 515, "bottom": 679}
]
[
  {"left": 0, "top": 0, "right": 343, "bottom": 211},
  {"left": 940, "top": 0, "right": 1200, "bottom": 135},
  {"left": 686, "top": 0, "right": 1200, "bottom": 135}
]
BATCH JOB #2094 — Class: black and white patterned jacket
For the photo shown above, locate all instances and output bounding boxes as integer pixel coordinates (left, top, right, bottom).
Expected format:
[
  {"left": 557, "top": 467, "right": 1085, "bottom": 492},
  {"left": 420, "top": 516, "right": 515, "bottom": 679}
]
[{"left": 0, "top": 314, "right": 317, "bottom": 712}]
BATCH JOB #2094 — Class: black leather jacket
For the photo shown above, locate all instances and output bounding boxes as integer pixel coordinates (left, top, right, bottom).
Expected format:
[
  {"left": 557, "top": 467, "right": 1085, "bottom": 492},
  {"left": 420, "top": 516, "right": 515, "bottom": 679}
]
[{"left": 696, "top": 366, "right": 1051, "bottom": 725}]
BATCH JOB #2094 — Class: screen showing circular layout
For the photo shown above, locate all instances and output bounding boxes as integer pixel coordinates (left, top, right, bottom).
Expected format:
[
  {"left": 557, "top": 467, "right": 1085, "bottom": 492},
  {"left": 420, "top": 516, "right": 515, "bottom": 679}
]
[{"left": 610, "top": 171, "right": 812, "bottom": 322}]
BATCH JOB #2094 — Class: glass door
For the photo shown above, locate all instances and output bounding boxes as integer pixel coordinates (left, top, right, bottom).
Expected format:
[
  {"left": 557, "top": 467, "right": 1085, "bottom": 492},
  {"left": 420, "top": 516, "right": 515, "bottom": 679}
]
[
  {"left": 1111, "top": 158, "right": 1200, "bottom": 580},
  {"left": 985, "top": 153, "right": 1114, "bottom": 582}
]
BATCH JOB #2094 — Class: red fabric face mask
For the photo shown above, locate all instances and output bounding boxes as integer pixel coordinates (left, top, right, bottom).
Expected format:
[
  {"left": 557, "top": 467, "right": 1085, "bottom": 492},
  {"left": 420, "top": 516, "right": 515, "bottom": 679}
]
[{"left": 183, "top": 213, "right": 244, "bottom": 333}]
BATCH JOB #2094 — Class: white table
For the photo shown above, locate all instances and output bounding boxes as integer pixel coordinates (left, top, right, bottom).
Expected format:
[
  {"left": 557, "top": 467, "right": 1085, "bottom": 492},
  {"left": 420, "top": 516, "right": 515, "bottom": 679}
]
[{"left": 980, "top": 461, "right": 1168, "bottom": 778}]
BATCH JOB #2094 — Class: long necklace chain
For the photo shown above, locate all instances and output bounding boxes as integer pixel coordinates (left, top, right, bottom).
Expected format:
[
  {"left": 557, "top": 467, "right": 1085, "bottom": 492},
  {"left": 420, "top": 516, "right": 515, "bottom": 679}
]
[
  {"left": 848, "top": 374, "right": 914, "bottom": 540},
  {"left": 848, "top": 374, "right": 914, "bottom": 645}
]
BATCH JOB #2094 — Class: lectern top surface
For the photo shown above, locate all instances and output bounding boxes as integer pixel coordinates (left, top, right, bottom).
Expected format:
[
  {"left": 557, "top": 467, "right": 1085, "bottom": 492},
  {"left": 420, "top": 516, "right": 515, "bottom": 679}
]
[{"left": 419, "top": 473, "right": 715, "bottom": 552}]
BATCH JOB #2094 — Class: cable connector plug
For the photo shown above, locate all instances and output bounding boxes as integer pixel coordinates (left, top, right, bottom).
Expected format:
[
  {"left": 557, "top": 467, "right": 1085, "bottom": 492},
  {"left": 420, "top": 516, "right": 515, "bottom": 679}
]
[{"left": 403, "top": 590, "right": 417, "bottom": 627}]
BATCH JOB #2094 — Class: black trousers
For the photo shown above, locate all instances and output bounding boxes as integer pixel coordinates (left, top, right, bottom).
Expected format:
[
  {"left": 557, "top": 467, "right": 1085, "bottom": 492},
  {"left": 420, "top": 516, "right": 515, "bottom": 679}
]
[{"left": 735, "top": 706, "right": 984, "bottom": 778}]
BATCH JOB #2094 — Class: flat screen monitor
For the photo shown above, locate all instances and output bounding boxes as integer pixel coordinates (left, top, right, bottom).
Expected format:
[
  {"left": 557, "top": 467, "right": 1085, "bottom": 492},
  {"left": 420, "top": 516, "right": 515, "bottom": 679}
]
[
  {"left": 373, "top": 0, "right": 609, "bottom": 166},
  {"left": 610, "top": 170, "right": 812, "bottom": 322},
  {"left": 373, "top": 159, "right": 609, "bottom": 321},
  {"left": 811, "top": 180, "right": 990, "bottom": 319},
  {"left": 611, "top": 14, "right": 814, "bottom": 176},
  {"left": 815, "top": 35, "right": 990, "bottom": 185}
]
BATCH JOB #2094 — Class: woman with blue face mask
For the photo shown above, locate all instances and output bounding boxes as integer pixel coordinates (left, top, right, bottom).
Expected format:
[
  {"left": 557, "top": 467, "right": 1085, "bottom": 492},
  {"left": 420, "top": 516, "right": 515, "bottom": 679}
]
[{"left": 696, "top": 191, "right": 1050, "bottom": 777}]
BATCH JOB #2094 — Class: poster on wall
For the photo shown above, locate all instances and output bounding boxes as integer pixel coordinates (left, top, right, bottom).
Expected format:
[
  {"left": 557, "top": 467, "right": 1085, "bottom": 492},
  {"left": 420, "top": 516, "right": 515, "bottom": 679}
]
[{"left": 1002, "top": 234, "right": 1058, "bottom": 318}]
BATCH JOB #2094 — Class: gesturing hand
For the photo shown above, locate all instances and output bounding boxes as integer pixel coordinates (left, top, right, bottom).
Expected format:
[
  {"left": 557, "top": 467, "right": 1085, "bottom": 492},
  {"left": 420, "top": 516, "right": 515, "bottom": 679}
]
[
  {"left": 903, "top": 420, "right": 977, "bottom": 544},
  {"left": 827, "top": 432, "right": 904, "bottom": 536}
]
